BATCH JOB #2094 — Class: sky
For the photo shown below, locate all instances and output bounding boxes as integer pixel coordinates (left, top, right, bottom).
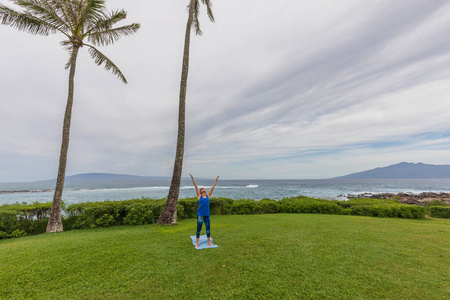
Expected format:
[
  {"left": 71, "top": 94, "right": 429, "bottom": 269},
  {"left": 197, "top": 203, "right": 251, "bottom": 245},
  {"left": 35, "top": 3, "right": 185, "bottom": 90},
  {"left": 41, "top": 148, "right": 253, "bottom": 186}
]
[{"left": 1, "top": 0, "right": 450, "bottom": 182}]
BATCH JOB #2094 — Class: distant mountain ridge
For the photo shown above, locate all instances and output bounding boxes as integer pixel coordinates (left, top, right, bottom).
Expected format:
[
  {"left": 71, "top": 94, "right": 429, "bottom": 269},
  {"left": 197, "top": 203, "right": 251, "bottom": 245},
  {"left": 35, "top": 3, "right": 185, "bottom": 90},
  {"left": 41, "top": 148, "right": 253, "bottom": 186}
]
[{"left": 336, "top": 162, "right": 450, "bottom": 179}]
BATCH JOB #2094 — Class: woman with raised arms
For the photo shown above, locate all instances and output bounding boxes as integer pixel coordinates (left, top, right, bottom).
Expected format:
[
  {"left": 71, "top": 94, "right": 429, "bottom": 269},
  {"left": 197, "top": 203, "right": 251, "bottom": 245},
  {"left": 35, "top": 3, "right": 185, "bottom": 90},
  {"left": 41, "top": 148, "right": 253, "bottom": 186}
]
[{"left": 189, "top": 174, "right": 219, "bottom": 248}]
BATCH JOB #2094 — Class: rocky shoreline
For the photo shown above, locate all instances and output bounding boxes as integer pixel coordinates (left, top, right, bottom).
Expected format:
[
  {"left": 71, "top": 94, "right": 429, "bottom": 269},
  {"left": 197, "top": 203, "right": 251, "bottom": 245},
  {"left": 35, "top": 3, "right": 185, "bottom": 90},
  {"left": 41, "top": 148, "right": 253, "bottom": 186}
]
[
  {"left": 344, "top": 192, "right": 450, "bottom": 206},
  {"left": 0, "top": 189, "right": 53, "bottom": 195}
]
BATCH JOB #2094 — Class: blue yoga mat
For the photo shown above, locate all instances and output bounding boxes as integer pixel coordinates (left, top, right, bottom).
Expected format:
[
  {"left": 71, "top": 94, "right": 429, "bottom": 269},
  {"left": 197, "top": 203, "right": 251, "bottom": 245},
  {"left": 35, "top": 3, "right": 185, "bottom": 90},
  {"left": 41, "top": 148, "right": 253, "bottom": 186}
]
[{"left": 190, "top": 235, "right": 219, "bottom": 250}]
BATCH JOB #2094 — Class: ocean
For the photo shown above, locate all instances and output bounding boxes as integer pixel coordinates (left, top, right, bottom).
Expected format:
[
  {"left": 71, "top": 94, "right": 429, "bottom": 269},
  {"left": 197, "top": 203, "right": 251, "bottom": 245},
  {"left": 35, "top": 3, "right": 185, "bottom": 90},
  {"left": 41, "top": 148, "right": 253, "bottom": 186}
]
[{"left": 2, "top": 178, "right": 450, "bottom": 206}]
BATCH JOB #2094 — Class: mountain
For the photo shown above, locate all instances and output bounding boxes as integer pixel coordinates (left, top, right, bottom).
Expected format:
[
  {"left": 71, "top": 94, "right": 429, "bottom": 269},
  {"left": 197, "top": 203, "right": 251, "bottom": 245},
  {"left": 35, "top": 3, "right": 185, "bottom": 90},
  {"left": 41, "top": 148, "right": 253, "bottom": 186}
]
[
  {"left": 335, "top": 162, "right": 450, "bottom": 179},
  {"left": 37, "top": 173, "right": 172, "bottom": 183}
]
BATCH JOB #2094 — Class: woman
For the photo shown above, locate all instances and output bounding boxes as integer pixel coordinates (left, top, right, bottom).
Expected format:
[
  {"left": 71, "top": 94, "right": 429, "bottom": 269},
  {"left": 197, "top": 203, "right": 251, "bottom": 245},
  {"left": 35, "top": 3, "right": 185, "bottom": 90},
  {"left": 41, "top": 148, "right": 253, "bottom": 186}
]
[{"left": 190, "top": 174, "right": 219, "bottom": 248}]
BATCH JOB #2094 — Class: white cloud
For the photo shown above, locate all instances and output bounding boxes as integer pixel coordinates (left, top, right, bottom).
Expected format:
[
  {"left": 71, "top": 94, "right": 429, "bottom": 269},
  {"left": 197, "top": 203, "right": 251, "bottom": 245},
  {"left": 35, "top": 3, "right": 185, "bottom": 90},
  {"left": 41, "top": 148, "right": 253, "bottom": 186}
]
[{"left": 1, "top": 0, "right": 450, "bottom": 181}]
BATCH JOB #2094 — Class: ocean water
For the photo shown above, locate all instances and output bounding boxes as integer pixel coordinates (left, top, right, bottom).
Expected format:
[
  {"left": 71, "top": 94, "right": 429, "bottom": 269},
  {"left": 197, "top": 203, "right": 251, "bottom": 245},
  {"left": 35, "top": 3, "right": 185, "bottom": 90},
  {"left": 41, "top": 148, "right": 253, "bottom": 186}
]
[{"left": 2, "top": 178, "right": 450, "bottom": 206}]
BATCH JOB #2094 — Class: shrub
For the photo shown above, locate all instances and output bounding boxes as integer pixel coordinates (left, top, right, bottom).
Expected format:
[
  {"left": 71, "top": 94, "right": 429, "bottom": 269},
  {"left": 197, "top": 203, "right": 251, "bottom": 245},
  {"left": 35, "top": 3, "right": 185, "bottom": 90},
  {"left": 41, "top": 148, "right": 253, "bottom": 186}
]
[
  {"left": 0, "top": 202, "right": 51, "bottom": 238},
  {"left": 64, "top": 199, "right": 166, "bottom": 229},
  {"left": 278, "top": 197, "right": 344, "bottom": 215},
  {"left": 210, "top": 198, "right": 234, "bottom": 215},
  {"left": 10, "top": 229, "right": 27, "bottom": 238},
  {"left": 123, "top": 203, "right": 155, "bottom": 226},
  {"left": 351, "top": 205, "right": 394, "bottom": 218},
  {"left": 232, "top": 200, "right": 259, "bottom": 215},
  {"left": 258, "top": 199, "right": 279, "bottom": 214},
  {"left": 341, "top": 208, "right": 352, "bottom": 215},
  {"left": 178, "top": 198, "right": 198, "bottom": 219},
  {"left": 79, "top": 202, "right": 125, "bottom": 228},
  {"left": 429, "top": 206, "right": 450, "bottom": 219},
  {"left": 176, "top": 204, "right": 186, "bottom": 220},
  {"left": 351, "top": 204, "right": 425, "bottom": 219}
]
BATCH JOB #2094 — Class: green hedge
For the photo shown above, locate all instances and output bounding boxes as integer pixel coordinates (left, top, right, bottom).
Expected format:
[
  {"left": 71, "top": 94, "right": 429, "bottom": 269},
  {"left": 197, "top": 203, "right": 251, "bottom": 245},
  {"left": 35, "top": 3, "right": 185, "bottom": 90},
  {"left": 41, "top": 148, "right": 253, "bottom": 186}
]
[
  {"left": 1, "top": 196, "right": 427, "bottom": 239},
  {"left": 429, "top": 206, "right": 450, "bottom": 219},
  {"left": 64, "top": 199, "right": 167, "bottom": 229},
  {"left": 210, "top": 198, "right": 234, "bottom": 215},
  {"left": 278, "top": 198, "right": 346, "bottom": 215},
  {"left": 350, "top": 204, "right": 425, "bottom": 218},
  {"left": 258, "top": 199, "right": 280, "bottom": 214},
  {"left": 0, "top": 202, "right": 51, "bottom": 238}
]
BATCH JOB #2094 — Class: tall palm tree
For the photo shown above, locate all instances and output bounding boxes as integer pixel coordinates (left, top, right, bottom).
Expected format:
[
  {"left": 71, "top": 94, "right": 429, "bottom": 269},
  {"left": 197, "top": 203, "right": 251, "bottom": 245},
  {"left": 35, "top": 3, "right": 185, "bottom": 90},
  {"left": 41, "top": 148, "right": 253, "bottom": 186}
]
[
  {"left": 157, "top": 0, "right": 214, "bottom": 225},
  {"left": 0, "top": 0, "right": 140, "bottom": 232}
]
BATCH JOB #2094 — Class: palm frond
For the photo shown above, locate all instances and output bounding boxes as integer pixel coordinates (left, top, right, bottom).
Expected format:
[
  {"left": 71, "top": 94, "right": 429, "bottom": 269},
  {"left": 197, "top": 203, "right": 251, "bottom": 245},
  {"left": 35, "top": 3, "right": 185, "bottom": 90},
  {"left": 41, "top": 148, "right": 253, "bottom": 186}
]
[
  {"left": 3, "top": 0, "right": 137, "bottom": 82},
  {"left": 87, "top": 23, "right": 140, "bottom": 46},
  {"left": 192, "top": 0, "right": 202, "bottom": 36},
  {"left": 10, "top": 0, "right": 71, "bottom": 35},
  {"left": 56, "top": 0, "right": 76, "bottom": 31},
  {"left": 189, "top": 0, "right": 215, "bottom": 36},
  {"left": 60, "top": 40, "right": 73, "bottom": 69},
  {"left": 38, "top": 0, "right": 71, "bottom": 32},
  {"left": 0, "top": 3, "right": 56, "bottom": 35},
  {"left": 90, "top": 9, "right": 126, "bottom": 31},
  {"left": 86, "top": 44, "right": 127, "bottom": 84},
  {"left": 84, "top": 9, "right": 126, "bottom": 38},
  {"left": 60, "top": 0, "right": 78, "bottom": 29},
  {"left": 76, "top": 0, "right": 105, "bottom": 35},
  {"left": 201, "top": 0, "right": 215, "bottom": 22}
]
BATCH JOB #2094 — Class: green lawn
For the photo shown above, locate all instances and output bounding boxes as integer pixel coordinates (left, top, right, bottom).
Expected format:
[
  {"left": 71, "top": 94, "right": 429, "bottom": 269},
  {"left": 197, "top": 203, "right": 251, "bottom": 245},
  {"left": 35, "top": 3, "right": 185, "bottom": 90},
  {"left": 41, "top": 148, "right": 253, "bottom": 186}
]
[{"left": 1, "top": 214, "right": 449, "bottom": 299}]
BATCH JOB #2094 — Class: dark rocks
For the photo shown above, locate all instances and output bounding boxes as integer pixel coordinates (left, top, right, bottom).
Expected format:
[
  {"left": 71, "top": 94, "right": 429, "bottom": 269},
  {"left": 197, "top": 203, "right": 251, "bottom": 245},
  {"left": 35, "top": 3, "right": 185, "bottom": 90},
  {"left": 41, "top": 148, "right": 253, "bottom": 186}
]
[
  {"left": 0, "top": 189, "right": 53, "bottom": 195},
  {"left": 344, "top": 192, "right": 450, "bottom": 206}
]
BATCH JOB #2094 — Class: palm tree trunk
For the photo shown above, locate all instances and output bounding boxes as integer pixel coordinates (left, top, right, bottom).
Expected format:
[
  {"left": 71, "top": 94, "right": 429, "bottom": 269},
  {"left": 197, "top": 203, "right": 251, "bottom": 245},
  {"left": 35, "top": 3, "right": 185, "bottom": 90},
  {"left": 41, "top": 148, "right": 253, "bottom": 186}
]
[
  {"left": 157, "top": 0, "right": 195, "bottom": 225},
  {"left": 46, "top": 45, "right": 80, "bottom": 233}
]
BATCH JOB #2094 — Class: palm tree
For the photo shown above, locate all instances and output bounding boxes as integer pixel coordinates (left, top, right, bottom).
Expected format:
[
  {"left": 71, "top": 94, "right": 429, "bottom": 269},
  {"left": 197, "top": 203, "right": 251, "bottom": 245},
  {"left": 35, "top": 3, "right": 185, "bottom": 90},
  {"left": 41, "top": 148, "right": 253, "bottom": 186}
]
[
  {"left": 0, "top": 0, "right": 140, "bottom": 232},
  {"left": 157, "top": 0, "right": 214, "bottom": 225}
]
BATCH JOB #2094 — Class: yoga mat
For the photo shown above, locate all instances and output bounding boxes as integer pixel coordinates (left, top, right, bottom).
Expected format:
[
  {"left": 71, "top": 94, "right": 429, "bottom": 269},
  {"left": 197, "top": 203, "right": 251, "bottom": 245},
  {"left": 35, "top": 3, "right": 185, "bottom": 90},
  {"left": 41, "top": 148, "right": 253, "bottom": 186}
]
[{"left": 190, "top": 235, "right": 219, "bottom": 250}]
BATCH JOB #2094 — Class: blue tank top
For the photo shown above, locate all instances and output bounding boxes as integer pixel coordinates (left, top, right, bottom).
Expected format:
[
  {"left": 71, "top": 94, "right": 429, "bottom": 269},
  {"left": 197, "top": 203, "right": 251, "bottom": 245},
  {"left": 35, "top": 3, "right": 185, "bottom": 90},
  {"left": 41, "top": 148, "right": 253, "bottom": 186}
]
[{"left": 197, "top": 195, "right": 210, "bottom": 216}]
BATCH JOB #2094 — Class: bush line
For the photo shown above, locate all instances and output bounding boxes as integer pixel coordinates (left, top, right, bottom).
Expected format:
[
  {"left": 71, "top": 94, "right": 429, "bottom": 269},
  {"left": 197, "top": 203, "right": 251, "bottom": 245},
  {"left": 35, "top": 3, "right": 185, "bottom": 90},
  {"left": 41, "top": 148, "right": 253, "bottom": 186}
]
[
  {"left": 429, "top": 206, "right": 450, "bottom": 219},
  {"left": 0, "top": 196, "right": 428, "bottom": 239}
]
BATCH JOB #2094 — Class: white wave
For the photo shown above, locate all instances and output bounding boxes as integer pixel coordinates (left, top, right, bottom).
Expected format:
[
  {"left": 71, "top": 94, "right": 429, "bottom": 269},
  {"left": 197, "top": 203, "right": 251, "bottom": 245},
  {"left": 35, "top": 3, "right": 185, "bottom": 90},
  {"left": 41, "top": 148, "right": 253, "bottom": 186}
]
[
  {"left": 216, "top": 186, "right": 243, "bottom": 189},
  {"left": 74, "top": 186, "right": 170, "bottom": 193},
  {"left": 68, "top": 185, "right": 251, "bottom": 193},
  {"left": 180, "top": 186, "right": 195, "bottom": 189},
  {"left": 246, "top": 185, "right": 259, "bottom": 188}
]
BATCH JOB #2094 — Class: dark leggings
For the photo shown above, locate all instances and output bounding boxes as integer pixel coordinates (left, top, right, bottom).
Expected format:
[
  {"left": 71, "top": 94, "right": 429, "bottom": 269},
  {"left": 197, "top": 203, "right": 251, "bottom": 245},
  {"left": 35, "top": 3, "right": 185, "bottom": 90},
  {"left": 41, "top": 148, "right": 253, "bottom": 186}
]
[{"left": 196, "top": 216, "right": 210, "bottom": 238}]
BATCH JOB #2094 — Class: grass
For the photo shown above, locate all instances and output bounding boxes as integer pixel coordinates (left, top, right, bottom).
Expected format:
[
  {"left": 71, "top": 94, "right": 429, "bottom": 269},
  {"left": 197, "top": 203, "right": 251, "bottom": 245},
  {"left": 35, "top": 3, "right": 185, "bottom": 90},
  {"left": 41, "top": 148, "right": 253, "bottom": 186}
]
[{"left": 1, "top": 214, "right": 449, "bottom": 299}]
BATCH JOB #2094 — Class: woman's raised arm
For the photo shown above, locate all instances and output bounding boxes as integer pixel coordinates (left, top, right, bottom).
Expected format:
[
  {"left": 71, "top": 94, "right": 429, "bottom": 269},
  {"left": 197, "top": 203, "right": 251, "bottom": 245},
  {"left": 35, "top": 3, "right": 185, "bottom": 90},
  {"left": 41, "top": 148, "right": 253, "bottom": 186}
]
[
  {"left": 208, "top": 176, "right": 220, "bottom": 197},
  {"left": 189, "top": 173, "right": 200, "bottom": 197}
]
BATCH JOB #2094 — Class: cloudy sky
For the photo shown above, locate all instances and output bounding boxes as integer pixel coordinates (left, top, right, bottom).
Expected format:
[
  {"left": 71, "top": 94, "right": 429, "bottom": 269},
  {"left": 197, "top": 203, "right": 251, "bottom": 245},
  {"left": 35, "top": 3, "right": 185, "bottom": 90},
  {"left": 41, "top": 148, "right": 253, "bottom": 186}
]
[{"left": 1, "top": 0, "right": 450, "bottom": 182}]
